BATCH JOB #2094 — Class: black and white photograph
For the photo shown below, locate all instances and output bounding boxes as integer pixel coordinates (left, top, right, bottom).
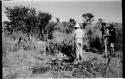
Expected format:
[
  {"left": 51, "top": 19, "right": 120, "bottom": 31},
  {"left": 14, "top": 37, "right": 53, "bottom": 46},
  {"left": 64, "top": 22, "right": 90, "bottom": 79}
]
[{"left": 2, "top": 0, "right": 122, "bottom": 78}]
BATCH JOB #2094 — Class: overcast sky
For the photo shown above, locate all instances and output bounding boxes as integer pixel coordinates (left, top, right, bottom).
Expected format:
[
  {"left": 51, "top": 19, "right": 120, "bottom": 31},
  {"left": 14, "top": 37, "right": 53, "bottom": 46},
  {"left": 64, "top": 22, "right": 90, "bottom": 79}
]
[{"left": 2, "top": 0, "right": 122, "bottom": 23}]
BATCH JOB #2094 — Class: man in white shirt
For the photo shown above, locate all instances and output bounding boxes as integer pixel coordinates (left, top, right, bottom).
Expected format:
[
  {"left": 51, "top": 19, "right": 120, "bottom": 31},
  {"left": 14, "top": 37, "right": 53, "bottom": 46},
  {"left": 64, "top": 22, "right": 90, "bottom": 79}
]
[{"left": 73, "top": 23, "right": 85, "bottom": 60}]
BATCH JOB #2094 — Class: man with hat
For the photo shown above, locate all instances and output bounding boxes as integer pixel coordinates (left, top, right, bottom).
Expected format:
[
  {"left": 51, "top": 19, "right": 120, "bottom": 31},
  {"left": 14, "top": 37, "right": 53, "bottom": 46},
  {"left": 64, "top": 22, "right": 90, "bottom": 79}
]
[{"left": 73, "top": 23, "right": 85, "bottom": 60}]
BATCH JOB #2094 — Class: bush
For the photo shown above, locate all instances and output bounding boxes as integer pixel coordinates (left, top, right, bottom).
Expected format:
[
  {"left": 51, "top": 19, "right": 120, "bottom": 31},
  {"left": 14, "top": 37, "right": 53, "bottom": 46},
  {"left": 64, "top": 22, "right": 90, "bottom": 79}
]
[
  {"left": 85, "top": 24, "right": 102, "bottom": 52},
  {"left": 114, "top": 25, "right": 122, "bottom": 51},
  {"left": 85, "top": 23, "right": 122, "bottom": 52},
  {"left": 46, "top": 31, "right": 75, "bottom": 58},
  {"left": 4, "top": 5, "right": 52, "bottom": 41}
]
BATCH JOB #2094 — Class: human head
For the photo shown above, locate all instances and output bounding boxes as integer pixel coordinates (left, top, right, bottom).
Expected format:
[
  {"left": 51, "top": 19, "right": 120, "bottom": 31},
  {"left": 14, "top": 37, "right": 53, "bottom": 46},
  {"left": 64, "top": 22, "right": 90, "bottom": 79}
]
[{"left": 110, "top": 24, "right": 114, "bottom": 29}]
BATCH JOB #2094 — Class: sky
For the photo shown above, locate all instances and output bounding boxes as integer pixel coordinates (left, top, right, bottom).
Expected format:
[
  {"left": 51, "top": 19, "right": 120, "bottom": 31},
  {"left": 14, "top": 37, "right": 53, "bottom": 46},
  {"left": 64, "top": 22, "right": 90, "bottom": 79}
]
[{"left": 2, "top": 0, "right": 122, "bottom": 23}]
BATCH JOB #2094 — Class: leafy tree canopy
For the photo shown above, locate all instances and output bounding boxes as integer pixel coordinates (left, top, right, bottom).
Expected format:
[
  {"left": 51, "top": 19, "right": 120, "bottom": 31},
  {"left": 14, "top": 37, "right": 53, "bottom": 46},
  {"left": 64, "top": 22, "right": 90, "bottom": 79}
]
[
  {"left": 82, "top": 13, "right": 94, "bottom": 24},
  {"left": 4, "top": 5, "right": 52, "bottom": 40}
]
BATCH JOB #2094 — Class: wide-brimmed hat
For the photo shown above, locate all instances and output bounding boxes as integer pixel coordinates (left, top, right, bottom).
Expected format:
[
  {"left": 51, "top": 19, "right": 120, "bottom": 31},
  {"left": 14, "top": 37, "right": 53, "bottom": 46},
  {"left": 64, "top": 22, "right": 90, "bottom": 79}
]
[{"left": 74, "top": 23, "right": 80, "bottom": 28}]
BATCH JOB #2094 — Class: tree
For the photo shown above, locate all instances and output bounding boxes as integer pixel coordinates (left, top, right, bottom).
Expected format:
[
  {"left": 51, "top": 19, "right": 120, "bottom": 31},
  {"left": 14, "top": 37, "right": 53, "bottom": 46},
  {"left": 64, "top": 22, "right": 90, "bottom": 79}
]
[
  {"left": 4, "top": 5, "right": 36, "bottom": 33},
  {"left": 62, "top": 21, "right": 70, "bottom": 33},
  {"left": 98, "top": 18, "right": 103, "bottom": 23},
  {"left": 69, "top": 18, "right": 76, "bottom": 26},
  {"left": 4, "top": 5, "right": 52, "bottom": 40},
  {"left": 82, "top": 13, "right": 94, "bottom": 25},
  {"left": 45, "top": 21, "right": 57, "bottom": 39},
  {"left": 3, "top": 21, "right": 10, "bottom": 32},
  {"left": 37, "top": 11, "right": 52, "bottom": 40}
]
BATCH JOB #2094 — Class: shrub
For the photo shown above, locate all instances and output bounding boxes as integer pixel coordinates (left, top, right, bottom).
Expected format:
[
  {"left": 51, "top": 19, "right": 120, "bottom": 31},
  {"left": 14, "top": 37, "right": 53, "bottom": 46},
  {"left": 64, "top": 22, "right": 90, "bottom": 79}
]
[
  {"left": 85, "top": 24, "right": 102, "bottom": 52},
  {"left": 4, "top": 5, "right": 52, "bottom": 41},
  {"left": 114, "top": 25, "right": 122, "bottom": 51},
  {"left": 84, "top": 23, "right": 122, "bottom": 52},
  {"left": 46, "top": 31, "right": 75, "bottom": 58}
]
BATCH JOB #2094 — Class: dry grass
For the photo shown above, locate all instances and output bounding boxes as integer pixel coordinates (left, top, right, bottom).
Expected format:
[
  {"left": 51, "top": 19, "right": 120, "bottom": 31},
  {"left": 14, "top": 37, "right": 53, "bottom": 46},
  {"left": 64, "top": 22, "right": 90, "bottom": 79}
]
[{"left": 2, "top": 23, "right": 122, "bottom": 78}]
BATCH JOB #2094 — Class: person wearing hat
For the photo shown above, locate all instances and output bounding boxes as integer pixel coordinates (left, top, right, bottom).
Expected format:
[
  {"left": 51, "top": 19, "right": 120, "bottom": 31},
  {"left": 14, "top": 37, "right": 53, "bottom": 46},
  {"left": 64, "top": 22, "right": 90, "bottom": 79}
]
[{"left": 73, "top": 23, "right": 85, "bottom": 60}]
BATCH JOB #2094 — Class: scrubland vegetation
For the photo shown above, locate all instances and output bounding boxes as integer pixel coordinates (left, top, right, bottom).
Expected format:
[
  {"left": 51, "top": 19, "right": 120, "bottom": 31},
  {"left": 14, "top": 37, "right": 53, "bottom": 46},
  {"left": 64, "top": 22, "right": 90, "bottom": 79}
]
[{"left": 2, "top": 5, "right": 122, "bottom": 78}]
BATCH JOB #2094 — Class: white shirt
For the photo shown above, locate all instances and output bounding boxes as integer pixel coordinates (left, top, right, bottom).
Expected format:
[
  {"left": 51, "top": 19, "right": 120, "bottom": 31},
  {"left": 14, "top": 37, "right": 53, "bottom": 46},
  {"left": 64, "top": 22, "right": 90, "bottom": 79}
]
[{"left": 74, "top": 28, "right": 85, "bottom": 39}]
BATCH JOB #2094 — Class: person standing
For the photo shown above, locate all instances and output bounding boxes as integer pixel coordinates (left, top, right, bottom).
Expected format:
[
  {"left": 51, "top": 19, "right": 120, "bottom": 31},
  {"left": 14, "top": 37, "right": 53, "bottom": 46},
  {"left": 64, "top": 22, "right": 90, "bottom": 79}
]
[
  {"left": 73, "top": 23, "right": 85, "bottom": 60},
  {"left": 106, "top": 24, "right": 116, "bottom": 65},
  {"left": 100, "top": 22, "right": 107, "bottom": 52},
  {"left": 108, "top": 24, "right": 116, "bottom": 57},
  {"left": 98, "top": 19, "right": 107, "bottom": 53}
]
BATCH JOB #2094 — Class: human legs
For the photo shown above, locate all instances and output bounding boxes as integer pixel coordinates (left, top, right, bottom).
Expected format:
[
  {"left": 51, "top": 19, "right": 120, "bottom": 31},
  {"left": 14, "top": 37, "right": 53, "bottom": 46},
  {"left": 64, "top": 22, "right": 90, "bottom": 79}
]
[
  {"left": 75, "top": 39, "right": 84, "bottom": 60},
  {"left": 79, "top": 41, "right": 84, "bottom": 60},
  {"left": 75, "top": 42, "right": 80, "bottom": 60},
  {"left": 110, "top": 43, "right": 115, "bottom": 57},
  {"left": 104, "top": 38, "right": 108, "bottom": 56}
]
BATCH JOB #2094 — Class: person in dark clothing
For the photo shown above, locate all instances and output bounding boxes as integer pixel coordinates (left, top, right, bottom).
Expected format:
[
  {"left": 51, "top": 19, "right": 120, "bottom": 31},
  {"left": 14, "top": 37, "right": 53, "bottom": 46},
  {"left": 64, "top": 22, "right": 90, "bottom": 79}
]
[
  {"left": 101, "top": 23, "right": 106, "bottom": 39},
  {"left": 98, "top": 19, "right": 106, "bottom": 38},
  {"left": 106, "top": 24, "right": 116, "bottom": 65},
  {"left": 98, "top": 19, "right": 107, "bottom": 53},
  {"left": 108, "top": 24, "right": 116, "bottom": 56}
]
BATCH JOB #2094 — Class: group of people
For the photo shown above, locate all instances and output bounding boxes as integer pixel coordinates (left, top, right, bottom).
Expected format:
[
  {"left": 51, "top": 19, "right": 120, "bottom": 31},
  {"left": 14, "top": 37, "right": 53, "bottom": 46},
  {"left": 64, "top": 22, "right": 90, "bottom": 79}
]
[{"left": 72, "top": 21, "right": 116, "bottom": 61}]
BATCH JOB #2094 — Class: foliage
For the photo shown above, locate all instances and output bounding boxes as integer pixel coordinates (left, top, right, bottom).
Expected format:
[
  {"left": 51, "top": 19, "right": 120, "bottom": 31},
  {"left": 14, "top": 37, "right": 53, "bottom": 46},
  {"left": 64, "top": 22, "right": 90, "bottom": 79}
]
[
  {"left": 4, "top": 6, "right": 35, "bottom": 32},
  {"left": 4, "top": 5, "right": 52, "bottom": 40},
  {"left": 46, "top": 31, "right": 75, "bottom": 58},
  {"left": 37, "top": 11, "right": 52, "bottom": 40},
  {"left": 45, "top": 21, "right": 57, "bottom": 39},
  {"left": 113, "top": 24, "right": 122, "bottom": 51},
  {"left": 62, "top": 21, "right": 74, "bottom": 34},
  {"left": 82, "top": 13, "right": 94, "bottom": 25},
  {"left": 48, "top": 56, "right": 121, "bottom": 78},
  {"left": 85, "top": 23, "right": 122, "bottom": 52},
  {"left": 2, "top": 5, "right": 122, "bottom": 78},
  {"left": 2, "top": 21, "right": 12, "bottom": 35},
  {"left": 69, "top": 18, "right": 76, "bottom": 26},
  {"left": 85, "top": 24, "right": 102, "bottom": 51}
]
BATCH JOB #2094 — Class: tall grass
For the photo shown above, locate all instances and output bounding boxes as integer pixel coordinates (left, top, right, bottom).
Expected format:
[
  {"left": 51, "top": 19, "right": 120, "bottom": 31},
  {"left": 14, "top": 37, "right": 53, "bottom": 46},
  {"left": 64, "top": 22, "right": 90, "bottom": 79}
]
[
  {"left": 2, "top": 22, "right": 122, "bottom": 78},
  {"left": 45, "top": 22, "right": 122, "bottom": 58},
  {"left": 84, "top": 23, "right": 122, "bottom": 52},
  {"left": 46, "top": 31, "right": 75, "bottom": 58}
]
